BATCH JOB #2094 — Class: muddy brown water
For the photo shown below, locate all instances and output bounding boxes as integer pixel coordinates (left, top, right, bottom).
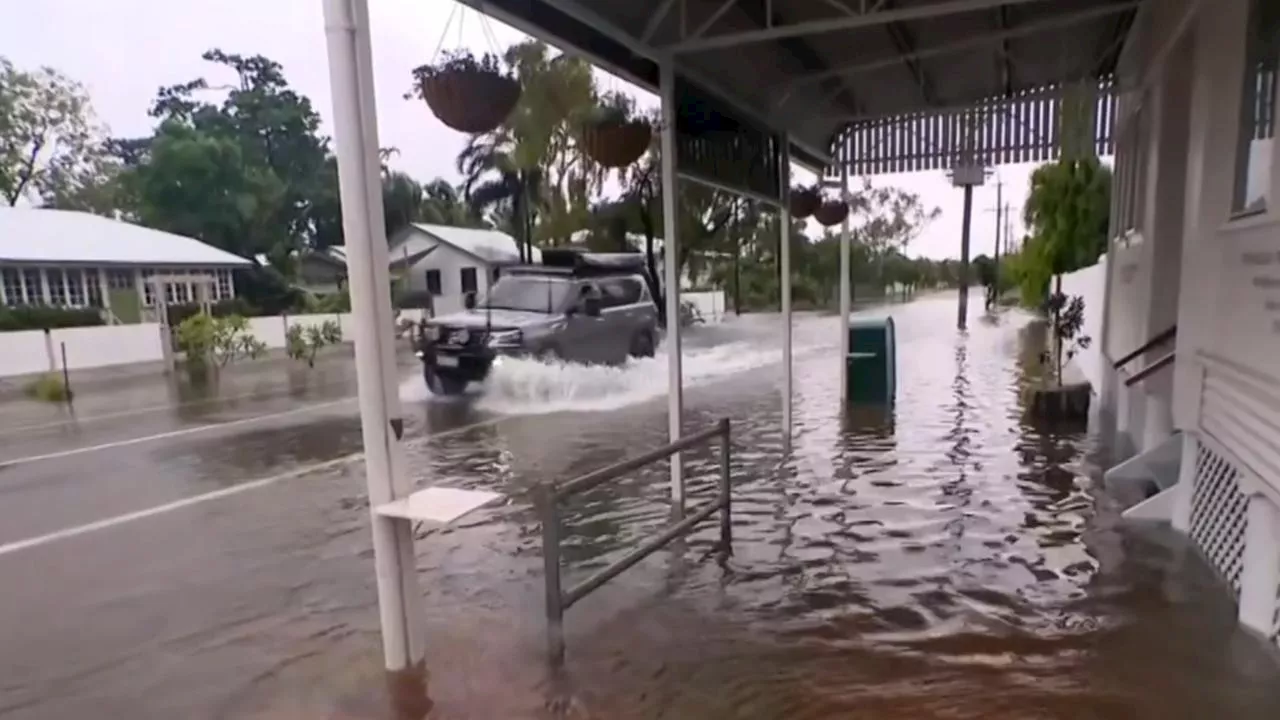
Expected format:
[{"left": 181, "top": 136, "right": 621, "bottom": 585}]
[{"left": 2, "top": 295, "right": 1278, "bottom": 719}]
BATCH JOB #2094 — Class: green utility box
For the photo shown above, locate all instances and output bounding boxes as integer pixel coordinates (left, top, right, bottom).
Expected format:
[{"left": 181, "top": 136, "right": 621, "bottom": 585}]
[{"left": 846, "top": 317, "right": 896, "bottom": 405}]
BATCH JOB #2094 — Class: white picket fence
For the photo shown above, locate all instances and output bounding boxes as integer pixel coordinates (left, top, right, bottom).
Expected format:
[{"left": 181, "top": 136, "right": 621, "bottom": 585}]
[{"left": 0, "top": 309, "right": 427, "bottom": 380}]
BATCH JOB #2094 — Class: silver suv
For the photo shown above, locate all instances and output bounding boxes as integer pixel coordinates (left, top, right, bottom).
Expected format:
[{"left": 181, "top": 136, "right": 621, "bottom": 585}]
[{"left": 414, "top": 251, "right": 660, "bottom": 395}]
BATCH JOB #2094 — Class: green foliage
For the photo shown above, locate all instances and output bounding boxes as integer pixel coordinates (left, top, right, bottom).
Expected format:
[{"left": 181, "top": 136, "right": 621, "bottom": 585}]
[
  {"left": 410, "top": 50, "right": 509, "bottom": 82},
  {"left": 0, "top": 305, "right": 103, "bottom": 330},
  {"left": 1041, "top": 292, "right": 1092, "bottom": 384},
  {"left": 306, "top": 289, "right": 351, "bottom": 314},
  {"left": 165, "top": 297, "right": 260, "bottom": 326},
  {"left": 23, "top": 373, "right": 70, "bottom": 403},
  {"left": 1018, "top": 157, "right": 1111, "bottom": 305},
  {"left": 0, "top": 56, "right": 104, "bottom": 206},
  {"left": 175, "top": 313, "right": 266, "bottom": 368},
  {"left": 285, "top": 320, "right": 342, "bottom": 368}
]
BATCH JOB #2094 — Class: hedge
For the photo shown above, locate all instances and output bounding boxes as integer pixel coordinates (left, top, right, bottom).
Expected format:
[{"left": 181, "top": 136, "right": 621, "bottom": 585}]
[{"left": 0, "top": 305, "right": 106, "bottom": 331}]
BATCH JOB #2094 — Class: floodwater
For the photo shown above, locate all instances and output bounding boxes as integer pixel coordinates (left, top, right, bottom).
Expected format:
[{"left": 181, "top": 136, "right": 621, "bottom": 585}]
[{"left": 2, "top": 294, "right": 1279, "bottom": 719}]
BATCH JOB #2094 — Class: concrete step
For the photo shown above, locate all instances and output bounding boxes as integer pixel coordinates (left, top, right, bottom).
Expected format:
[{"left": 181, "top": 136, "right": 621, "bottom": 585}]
[{"left": 1105, "top": 432, "right": 1183, "bottom": 521}]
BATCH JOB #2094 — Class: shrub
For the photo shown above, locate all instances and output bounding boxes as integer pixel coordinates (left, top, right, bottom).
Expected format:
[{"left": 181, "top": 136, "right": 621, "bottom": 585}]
[
  {"left": 165, "top": 298, "right": 261, "bottom": 326},
  {"left": 176, "top": 314, "right": 268, "bottom": 368},
  {"left": 286, "top": 320, "right": 343, "bottom": 368},
  {"left": 23, "top": 373, "right": 70, "bottom": 403},
  {"left": 0, "top": 305, "right": 104, "bottom": 331}
]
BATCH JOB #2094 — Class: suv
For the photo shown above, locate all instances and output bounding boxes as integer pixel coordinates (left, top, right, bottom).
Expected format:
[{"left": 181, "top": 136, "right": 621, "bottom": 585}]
[{"left": 414, "top": 250, "right": 660, "bottom": 395}]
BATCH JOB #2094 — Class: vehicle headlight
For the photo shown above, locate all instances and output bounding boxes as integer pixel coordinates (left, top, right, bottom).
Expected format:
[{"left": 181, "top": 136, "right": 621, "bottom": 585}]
[{"left": 487, "top": 329, "right": 523, "bottom": 348}]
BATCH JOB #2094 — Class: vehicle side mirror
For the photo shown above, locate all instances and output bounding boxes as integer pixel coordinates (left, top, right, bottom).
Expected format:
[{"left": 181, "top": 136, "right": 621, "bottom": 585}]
[
  {"left": 463, "top": 293, "right": 476, "bottom": 310},
  {"left": 582, "top": 295, "right": 602, "bottom": 317}
]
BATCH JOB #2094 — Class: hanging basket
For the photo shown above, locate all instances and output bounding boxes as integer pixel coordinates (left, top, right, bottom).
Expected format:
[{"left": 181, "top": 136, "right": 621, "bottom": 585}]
[
  {"left": 413, "top": 59, "right": 521, "bottom": 134},
  {"left": 580, "top": 120, "right": 652, "bottom": 168},
  {"left": 789, "top": 188, "right": 821, "bottom": 219},
  {"left": 814, "top": 199, "right": 850, "bottom": 227}
]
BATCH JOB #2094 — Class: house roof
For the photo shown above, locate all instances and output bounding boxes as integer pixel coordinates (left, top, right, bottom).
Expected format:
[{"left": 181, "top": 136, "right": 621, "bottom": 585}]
[
  {"left": 0, "top": 208, "right": 252, "bottom": 267},
  {"left": 395, "top": 223, "right": 541, "bottom": 265}
]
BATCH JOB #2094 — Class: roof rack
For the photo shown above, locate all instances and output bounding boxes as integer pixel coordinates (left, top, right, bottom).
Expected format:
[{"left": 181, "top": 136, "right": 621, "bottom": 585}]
[{"left": 510, "top": 248, "right": 647, "bottom": 278}]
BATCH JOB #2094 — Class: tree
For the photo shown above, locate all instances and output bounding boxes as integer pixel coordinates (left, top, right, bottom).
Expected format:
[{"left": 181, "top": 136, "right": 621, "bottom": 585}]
[
  {"left": 455, "top": 41, "right": 599, "bottom": 260},
  {"left": 1020, "top": 157, "right": 1111, "bottom": 303},
  {"left": 0, "top": 58, "right": 104, "bottom": 206},
  {"left": 123, "top": 49, "right": 329, "bottom": 266}
]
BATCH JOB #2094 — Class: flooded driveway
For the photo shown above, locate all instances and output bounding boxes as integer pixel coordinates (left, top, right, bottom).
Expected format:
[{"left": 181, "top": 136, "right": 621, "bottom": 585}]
[{"left": 1, "top": 294, "right": 1278, "bottom": 719}]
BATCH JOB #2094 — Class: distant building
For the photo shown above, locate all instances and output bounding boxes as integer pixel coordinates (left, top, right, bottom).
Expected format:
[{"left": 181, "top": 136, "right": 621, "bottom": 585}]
[
  {"left": 0, "top": 208, "right": 252, "bottom": 323},
  {"left": 388, "top": 223, "right": 540, "bottom": 316}
]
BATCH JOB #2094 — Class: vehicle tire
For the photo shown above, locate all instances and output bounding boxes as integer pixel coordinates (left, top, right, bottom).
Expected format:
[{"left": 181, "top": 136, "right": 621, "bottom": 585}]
[
  {"left": 629, "top": 330, "right": 656, "bottom": 358},
  {"left": 424, "top": 368, "right": 468, "bottom": 396}
]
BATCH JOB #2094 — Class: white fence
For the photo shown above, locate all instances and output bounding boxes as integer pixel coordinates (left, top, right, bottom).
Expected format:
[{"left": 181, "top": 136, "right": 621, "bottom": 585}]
[
  {"left": 683, "top": 290, "right": 726, "bottom": 322},
  {"left": 1057, "top": 258, "right": 1107, "bottom": 391},
  {"left": 0, "top": 309, "right": 428, "bottom": 380}
]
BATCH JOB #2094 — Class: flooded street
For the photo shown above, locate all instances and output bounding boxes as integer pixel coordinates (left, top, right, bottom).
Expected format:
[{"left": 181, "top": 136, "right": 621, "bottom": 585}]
[{"left": 2, "top": 294, "right": 1278, "bottom": 719}]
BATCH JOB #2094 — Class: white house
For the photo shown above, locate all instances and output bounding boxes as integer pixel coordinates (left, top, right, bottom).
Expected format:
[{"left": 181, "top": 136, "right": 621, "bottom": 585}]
[
  {"left": 388, "top": 223, "right": 540, "bottom": 316},
  {"left": 0, "top": 208, "right": 252, "bottom": 323}
]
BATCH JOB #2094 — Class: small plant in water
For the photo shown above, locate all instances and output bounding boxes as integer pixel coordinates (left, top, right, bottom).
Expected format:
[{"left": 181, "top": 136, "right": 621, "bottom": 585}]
[
  {"left": 177, "top": 314, "right": 267, "bottom": 370},
  {"left": 23, "top": 373, "right": 69, "bottom": 403},
  {"left": 286, "top": 320, "right": 343, "bottom": 368},
  {"left": 1040, "top": 292, "right": 1091, "bottom": 384}
]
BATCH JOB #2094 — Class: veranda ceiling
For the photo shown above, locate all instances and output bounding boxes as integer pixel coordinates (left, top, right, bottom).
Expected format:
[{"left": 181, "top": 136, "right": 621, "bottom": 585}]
[{"left": 466, "top": 0, "right": 1138, "bottom": 171}]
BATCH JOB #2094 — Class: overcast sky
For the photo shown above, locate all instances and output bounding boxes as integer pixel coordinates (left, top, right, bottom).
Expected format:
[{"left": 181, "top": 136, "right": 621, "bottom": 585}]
[{"left": 3, "top": 0, "right": 1038, "bottom": 259}]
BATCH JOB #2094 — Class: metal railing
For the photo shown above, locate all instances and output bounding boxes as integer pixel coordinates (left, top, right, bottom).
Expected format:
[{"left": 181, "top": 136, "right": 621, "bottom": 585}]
[
  {"left": 1113, "top": 325, "right": 1177, "bottom": 370},
  {"left": 537, "top": 418, "right": 732, "bottom": 666},
  {"left": 1124, "top": 351, "right": 1176, "bottom": 387}
]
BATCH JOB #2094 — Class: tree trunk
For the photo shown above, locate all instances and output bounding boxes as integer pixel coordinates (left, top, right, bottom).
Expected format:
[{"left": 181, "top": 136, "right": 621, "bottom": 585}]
[{"left": 640, "top": 214, "right": 666, "bottom": 328}]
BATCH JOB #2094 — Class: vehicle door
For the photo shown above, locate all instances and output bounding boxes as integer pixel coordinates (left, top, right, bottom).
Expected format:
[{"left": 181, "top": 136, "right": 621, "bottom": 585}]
[
  {"left": 561, "top": 281, "right": 611, "bottom": 364},
  {"left": 597, "top": 276, "right": 647, "bottom": 363}
]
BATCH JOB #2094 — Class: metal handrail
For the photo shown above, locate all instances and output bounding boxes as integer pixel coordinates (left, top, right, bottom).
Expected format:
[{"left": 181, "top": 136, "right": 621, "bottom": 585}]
[
  {"left": 538, "top": 418, "right": 732, "bottom": 666},
  {"left": 1124, "top": 351, "right": 1176, "bottom": 387},
  {"left": 1113, "top": 325, "right": 1177, "bottom": 370}
]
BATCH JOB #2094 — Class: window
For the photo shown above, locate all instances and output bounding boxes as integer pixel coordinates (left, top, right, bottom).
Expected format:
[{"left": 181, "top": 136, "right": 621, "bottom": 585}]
[
  {"left": 216, "top": 269, "right": 232, "bottom": 300},
  {"left": 23, "top": 269, "right": 42, "bottom": 304},
  {"left": 460, "top": 267, "right": 478, "bottom": 294},
  {"left": 425, "top": 269, "right": 442, "bottom": 295},
  {"left": 175, "top": 278, "right": 191, "bottom": 303},
  {"left": 86, "top": 270, "right": 103, "bottom": 308},
  {"left": 599, "top": 277, "right": 643, "bottom": 308},
  {"left": 1233, "top": 0, "right": 1279, "bottom": 215},
  {"left": 66, "top": 269, "right": 86, "bottom": 306},
  {"left": 47, "top": 269, "right": 67, "bottom": 306},
  {"left": 141, "top": 269, "right": 155, "bottom": 306},
  {"left": 108, "top": 269, "right": 133, "bottom": 290},
  {"left": 1, "top": 269, "right": 21, "bottom": 305}
]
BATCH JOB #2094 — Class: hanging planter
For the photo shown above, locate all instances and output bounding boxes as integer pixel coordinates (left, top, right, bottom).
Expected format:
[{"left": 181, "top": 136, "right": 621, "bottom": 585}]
[
  {"left": 789, "top": 187, "right": 821, "bottom": 219},
  {"left": 409, "top": 51, "right": 520, "bottom": 134},
  {"left": 580, "top": 91, "right": 652, "bottom": 169},
  {"left": 814, "top": 199, "right": 850, "bottom": 227}
]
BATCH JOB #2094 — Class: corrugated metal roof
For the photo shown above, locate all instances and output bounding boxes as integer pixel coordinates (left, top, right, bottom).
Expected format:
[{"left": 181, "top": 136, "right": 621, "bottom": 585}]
[
  {"left": 399, "top": 223, "right": 541, "bottom": 264},
  {"left": 0, "top": 209, "right": 252, "bottom": 267}
]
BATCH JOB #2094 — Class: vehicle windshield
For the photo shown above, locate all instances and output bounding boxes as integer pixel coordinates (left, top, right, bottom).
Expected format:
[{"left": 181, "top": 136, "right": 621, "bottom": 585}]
[{"left": 476, "top": 275, "right": 573, "bottom": 314}]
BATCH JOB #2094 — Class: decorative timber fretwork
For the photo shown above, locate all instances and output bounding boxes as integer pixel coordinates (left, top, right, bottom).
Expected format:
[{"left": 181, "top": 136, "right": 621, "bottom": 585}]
[{"left": 825, "top": 78, "right": 1118, "bottom": 177}]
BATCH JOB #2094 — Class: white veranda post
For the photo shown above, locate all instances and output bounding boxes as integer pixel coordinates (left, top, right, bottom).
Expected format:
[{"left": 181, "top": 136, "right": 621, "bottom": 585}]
[
  {"left": 780, "top": 144, "right": 793, "bottom": 438},
  {"left": 321, "top": 0, "right": 425, "bottom": 672},
  {"left": 660, "top": 60, "right": 685, "bottom": 513},
  {"left": 838, "top": 163, "right": 852, "bottom": 404}
]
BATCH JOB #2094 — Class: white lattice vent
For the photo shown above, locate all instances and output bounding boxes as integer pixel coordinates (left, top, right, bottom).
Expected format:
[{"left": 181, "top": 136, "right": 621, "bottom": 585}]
[{"left": 1188, "top": 442, "right": 1248, "bottom": 597}]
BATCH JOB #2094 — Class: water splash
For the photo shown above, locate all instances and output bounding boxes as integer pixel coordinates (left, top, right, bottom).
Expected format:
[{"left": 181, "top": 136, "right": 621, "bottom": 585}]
[{"left": 474, "top": 340, "right": 786, "bottom": 414}]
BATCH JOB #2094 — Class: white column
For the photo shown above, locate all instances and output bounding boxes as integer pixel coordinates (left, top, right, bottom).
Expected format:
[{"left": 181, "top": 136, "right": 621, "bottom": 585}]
[
  {"left": 838, "top": 163, "right": 851, "bottom": 405},
  {"left": 1170, "top": 432, "right": 1197, "bottom": 533},
  {"left": 39, "top": 268, "right": 50, "bottom": 304},
  {"left": 1115, "top": 377, "right": 1131, "bottom": 453},
  {"left": 323, "top": 0, "right": 425, "bottom": 673},
  {"left": 1238, "top": 493, "right": 1280, "bottom": 636},
  {"left": 659, "top": 59, "right": 684, "bottom": 513},
  {"left": 780, "top": 143, "right": 793, "bottom": 438}
]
